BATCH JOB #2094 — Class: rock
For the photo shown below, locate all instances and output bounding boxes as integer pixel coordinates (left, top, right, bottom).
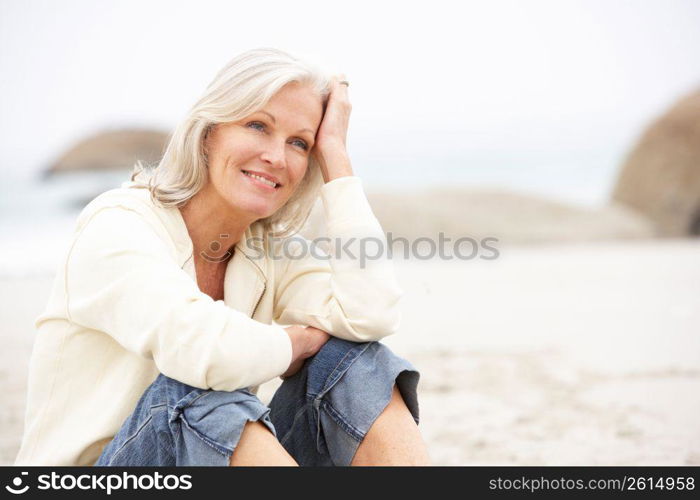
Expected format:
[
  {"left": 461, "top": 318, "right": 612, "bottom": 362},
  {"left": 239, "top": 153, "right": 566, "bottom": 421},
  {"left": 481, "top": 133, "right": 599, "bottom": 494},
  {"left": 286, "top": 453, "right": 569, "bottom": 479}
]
[
  {"left": 612, "top": 89, "right": 700, "bottom": 236},
  {"left": 46, "top": 129, "right": 169, "bottom": 175},
  {"left": 301, "top": 188, "right": 656, "bottom": 244}
]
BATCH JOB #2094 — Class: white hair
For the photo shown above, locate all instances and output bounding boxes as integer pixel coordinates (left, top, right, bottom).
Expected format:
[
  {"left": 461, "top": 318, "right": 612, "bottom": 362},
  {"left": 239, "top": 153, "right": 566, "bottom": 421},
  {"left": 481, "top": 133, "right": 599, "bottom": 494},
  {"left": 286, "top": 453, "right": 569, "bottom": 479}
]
[{"left": 130, "top": 48, "right": 331, "bottom": 236}]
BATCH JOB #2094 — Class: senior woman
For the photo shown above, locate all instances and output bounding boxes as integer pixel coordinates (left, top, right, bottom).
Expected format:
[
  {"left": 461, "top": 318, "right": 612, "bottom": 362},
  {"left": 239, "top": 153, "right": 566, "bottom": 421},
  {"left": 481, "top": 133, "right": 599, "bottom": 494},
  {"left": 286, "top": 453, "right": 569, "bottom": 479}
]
[{"left": 16, "top": 48, "right": 429, "bottom": 466}]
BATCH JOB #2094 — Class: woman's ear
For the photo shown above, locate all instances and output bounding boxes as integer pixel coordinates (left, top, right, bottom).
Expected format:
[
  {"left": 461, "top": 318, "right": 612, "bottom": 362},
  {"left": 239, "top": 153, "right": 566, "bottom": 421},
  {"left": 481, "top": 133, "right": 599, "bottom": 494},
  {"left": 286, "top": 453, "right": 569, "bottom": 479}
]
[
  {"left": 202, "top": 124, "right": 215, "bottom": 165},
  {"left": 203, "top": 123, "right": 215, "bottom": 142}
]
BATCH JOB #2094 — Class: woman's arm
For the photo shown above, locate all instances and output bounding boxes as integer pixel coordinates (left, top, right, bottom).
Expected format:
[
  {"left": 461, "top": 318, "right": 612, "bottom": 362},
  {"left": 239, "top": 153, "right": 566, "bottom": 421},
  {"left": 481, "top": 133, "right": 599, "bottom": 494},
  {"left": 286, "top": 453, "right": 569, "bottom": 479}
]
[
  {"left": 273, "top": 77, "right": 402, "bottom": 341},
  {"left": 313, "top": 75, "right": 354, "bottom": 183},
  {"left": 65, "top": 205, "right": 292, "bottom": 392},
  {"left": 272, "top": 176, "right": 403, "bottom": 342}
]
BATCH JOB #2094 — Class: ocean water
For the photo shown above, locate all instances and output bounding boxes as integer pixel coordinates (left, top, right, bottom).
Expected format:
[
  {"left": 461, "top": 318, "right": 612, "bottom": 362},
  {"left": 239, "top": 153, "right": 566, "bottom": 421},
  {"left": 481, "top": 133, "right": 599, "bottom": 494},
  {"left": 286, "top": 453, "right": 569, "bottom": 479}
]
[
  {"left": 0, "top": 170, "right": 131, "bottom": 278},
  {"left": 351, "top": 147, "right": 620, "bottom": 205}
]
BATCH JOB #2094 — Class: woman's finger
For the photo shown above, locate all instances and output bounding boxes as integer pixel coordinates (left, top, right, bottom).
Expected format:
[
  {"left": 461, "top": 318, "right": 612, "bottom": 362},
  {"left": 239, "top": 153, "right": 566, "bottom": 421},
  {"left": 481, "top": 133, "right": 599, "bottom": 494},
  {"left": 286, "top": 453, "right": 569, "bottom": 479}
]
[
  {"left": 331, "top": 74, "right": 350, "bottom": 94},
  {"left": 328, "top": 74, "right": 352, "bottom": 110}
]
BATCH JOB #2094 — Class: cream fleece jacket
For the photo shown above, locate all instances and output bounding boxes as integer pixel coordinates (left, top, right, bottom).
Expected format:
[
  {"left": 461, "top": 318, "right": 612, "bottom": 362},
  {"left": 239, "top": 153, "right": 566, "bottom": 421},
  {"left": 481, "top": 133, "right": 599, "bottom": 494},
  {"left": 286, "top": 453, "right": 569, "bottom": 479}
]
[{"left": 15, "top": 176, "right": 402, "bottom": 465}]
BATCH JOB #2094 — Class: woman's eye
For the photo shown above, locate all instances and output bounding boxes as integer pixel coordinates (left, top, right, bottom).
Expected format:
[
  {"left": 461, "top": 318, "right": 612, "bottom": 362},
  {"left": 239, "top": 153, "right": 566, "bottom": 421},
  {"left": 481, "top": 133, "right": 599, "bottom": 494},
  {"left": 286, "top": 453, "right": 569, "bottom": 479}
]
[
  {"left": 290, "top": 138, "right": 308, "bottom": 151},
  {"left": 246, "top": 121, "right": 265, "bottom": 131}
]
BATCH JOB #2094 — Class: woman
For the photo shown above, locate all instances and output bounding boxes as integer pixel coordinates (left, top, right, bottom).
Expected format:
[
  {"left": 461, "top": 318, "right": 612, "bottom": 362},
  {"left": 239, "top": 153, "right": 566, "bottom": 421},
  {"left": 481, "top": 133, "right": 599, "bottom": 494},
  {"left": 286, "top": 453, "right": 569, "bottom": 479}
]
[{"left": 16, "top": 48, "right": 429, "bottom": 466}]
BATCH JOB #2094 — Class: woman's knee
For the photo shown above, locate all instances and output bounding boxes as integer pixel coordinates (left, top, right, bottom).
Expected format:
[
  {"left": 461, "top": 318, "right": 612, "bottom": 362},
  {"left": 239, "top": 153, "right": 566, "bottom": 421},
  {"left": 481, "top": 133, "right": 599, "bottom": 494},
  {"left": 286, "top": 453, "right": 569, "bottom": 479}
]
[
  {"left": 102, "top": 374, "right": 279, "bottom": 465},
  {"left": 171, "top": 386, "right": 277, "bottom": 464},
  {"left": 312, "top": 339, "right": 420, "bottom": 423},
  {"left": 334, "top": 341, "right": 417, "bottom": 388},
  {"left": 303, "top": 340, "right": 420, "bottom": 465}
]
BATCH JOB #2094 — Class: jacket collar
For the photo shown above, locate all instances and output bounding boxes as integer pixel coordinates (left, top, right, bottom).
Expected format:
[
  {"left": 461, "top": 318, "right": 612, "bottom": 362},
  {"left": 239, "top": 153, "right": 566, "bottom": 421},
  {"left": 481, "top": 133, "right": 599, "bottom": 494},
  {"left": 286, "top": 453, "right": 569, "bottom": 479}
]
[
  {"left": 116, "top": 183, "right": 268, "bottom": 315},
  {"left": 119, "top": 183, "right": 264, "bottom": 271},
  {"left": 164, "top": 194, "right": 268, "bottom": 315}
]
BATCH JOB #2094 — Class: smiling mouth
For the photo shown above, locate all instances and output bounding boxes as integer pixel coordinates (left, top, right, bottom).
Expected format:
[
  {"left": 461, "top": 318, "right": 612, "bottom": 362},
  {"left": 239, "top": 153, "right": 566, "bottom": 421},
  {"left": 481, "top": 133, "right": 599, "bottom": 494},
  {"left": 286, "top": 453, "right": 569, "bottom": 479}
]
[{"left": 241, "top": 170, "right": 280, "bottom": 189}]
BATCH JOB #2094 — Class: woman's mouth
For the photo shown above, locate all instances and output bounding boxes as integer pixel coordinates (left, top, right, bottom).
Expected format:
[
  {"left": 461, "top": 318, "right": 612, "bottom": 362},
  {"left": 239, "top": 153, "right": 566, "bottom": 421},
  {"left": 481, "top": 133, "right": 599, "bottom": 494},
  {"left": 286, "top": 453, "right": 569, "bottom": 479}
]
[{"left": 241, "top": 170, "right": 280, "bottom": 190}]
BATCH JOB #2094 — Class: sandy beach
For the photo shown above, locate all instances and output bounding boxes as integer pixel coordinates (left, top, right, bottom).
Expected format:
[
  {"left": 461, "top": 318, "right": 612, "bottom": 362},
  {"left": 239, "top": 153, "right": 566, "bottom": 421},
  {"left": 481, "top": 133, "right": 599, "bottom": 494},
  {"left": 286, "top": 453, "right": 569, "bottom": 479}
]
[{"left": 2, "top": 237, "right": 698, "bottom": 465}]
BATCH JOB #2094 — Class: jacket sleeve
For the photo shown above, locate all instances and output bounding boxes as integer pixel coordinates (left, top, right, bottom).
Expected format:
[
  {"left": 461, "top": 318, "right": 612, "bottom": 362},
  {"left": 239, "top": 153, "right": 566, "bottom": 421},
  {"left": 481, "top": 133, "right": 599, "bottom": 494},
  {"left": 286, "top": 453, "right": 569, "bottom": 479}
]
[
  {"left": 65, "top": 205, "right": 292, "bottom": 392},
  {"left": 272, "top": 176, "right": 403, "bottom": 342}
]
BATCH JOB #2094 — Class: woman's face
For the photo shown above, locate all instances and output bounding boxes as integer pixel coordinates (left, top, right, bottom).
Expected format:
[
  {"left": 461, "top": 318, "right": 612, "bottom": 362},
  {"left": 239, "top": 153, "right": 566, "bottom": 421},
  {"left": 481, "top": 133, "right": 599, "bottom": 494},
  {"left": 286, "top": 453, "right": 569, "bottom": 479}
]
[{"left": 204, "top": 82, "right": 323, "bottom": 221}]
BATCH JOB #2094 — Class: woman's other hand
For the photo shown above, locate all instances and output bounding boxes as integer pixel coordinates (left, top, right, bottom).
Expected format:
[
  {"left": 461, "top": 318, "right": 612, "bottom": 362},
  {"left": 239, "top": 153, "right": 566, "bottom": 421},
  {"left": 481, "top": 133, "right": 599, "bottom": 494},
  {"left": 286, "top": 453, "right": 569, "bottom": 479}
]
[
  {"left": 281, "top": 325, "right": 331, "bottom": 379},
  {"left": 313, "top": 75, "right": 354, "bottom": 182}
]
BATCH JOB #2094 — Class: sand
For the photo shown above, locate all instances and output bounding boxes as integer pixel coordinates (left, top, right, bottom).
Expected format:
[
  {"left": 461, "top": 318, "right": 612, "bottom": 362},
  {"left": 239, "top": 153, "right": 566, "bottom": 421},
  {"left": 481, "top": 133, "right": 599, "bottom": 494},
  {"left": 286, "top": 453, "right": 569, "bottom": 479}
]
[{"left": 2, "top": 239, "right": 699, "bottom": 465}]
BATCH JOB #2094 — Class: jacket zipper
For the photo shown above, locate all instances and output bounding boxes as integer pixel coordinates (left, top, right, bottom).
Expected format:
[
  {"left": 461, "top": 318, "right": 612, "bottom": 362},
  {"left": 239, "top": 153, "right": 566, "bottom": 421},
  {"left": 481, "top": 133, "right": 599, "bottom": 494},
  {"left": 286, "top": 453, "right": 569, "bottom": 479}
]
[
  {"left": 251, "top": 282, "right": 266, "bottom": 318},
  {"left": 243, "top": 250, "right": 267, "bottom": 319}
]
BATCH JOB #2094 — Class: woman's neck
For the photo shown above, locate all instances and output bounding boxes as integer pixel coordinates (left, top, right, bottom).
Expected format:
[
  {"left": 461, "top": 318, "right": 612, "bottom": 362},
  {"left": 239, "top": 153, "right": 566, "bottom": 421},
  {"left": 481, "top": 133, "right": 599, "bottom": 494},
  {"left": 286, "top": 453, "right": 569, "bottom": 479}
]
[{"left": 179, "top": 186, "right": 253, "bottom": 265}]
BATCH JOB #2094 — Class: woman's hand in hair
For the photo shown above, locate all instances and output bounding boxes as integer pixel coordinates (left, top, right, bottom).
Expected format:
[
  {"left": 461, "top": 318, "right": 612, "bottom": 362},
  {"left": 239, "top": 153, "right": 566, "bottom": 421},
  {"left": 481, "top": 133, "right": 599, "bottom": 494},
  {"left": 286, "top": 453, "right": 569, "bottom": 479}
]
[
  {"left": 281, "top": 325, "right": 331, "bottom": 379},
  {"left": 313, "top": 75, "right": 354, "bottom": 183}
]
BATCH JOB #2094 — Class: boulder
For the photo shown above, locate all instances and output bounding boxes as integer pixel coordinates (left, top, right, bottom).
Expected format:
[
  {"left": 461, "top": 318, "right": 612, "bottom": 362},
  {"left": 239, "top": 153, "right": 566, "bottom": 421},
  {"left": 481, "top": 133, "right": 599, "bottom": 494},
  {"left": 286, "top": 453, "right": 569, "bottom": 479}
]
[
  {"left": 301, "top": 188, "right": 655, "bottom": 245},
  {"left": 612, "top": 90, "right": 700, "bottom": 236},
  {"left": 46, "top": 129, "right": 169, "bottom": 175}
]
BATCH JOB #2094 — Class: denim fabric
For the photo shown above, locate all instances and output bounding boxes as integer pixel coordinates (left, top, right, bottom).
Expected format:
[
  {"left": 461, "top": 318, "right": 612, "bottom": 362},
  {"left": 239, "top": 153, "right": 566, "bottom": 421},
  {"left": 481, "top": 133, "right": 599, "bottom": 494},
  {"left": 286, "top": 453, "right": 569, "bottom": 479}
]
[{"left": 95, "top": 338, "right": 419, "bottom": 466}]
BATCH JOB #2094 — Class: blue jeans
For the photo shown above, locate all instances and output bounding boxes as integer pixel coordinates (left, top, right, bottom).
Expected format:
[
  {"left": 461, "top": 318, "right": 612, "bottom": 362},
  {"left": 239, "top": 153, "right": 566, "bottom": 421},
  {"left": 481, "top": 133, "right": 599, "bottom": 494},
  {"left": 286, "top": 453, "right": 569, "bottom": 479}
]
[{"left": 95, "top": 338, "right": 420, "bottom": 466}]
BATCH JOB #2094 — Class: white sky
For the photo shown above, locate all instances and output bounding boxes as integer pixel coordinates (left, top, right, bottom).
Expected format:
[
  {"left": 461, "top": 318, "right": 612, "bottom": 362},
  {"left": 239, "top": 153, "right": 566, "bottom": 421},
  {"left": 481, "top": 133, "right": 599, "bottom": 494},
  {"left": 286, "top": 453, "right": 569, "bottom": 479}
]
[{"left": 1, "top": 0, "right": 699, "bottom": 202}]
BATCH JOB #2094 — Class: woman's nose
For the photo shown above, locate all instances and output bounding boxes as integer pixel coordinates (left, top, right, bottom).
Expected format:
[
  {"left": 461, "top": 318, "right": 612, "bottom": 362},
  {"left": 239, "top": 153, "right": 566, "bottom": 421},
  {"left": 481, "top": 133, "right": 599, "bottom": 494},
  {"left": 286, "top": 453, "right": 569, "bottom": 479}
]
[{"left": 260, "top": 140, "right": 286, "bottom": 169}]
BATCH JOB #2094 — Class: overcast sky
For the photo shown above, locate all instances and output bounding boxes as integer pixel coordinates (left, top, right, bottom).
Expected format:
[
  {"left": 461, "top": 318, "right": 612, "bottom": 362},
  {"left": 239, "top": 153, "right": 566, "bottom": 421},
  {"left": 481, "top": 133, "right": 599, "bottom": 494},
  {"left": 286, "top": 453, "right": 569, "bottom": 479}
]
[{"left": 1, "top": 0, "right": 699, "bottom": 202}]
